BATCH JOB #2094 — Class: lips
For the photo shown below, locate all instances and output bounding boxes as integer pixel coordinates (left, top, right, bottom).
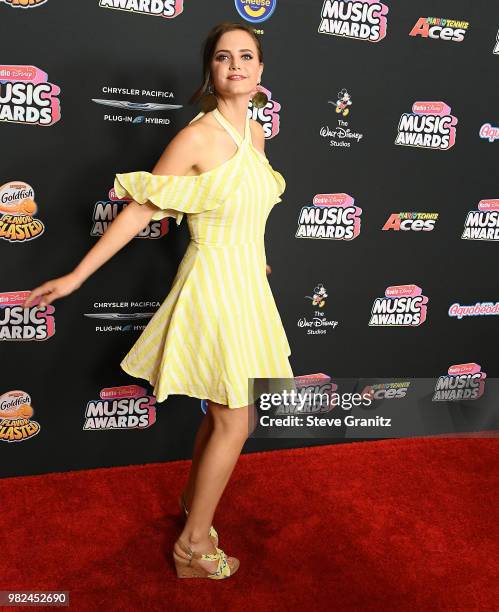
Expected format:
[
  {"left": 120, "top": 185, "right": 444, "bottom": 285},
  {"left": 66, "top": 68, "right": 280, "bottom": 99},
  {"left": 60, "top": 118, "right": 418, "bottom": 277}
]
[{"left": 228, "top": 75, "right": 246, "bottom": 80}]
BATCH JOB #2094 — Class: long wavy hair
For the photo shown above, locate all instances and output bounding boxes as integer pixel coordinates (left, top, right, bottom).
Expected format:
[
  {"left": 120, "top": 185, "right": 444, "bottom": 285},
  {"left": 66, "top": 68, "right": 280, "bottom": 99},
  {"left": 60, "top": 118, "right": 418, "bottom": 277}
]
[{"left": 188, "top": 22, "right": 263, "bottom": 106}]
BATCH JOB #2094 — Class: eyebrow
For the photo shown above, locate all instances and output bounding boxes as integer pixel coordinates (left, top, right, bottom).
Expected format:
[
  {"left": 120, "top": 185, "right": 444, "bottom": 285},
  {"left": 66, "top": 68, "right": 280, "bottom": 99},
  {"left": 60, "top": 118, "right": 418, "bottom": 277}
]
[{"left": 215, "top": 49, "right": 254, "bottom": 53}]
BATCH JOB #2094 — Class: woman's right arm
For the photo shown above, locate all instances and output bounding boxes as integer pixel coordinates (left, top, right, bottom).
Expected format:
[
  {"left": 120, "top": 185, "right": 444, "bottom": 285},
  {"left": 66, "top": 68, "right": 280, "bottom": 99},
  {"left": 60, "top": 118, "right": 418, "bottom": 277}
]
[{"left": 23, "top": 124, "right": 204, "bottom": 309}]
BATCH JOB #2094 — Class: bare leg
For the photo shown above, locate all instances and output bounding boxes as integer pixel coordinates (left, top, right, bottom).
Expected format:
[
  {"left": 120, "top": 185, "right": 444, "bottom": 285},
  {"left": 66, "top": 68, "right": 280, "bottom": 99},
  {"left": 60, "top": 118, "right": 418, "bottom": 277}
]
[
  {"left": 181, "top": 409, "right": 214, "bottom": 511},
  {"left": 174, "top": 400, "right": 251, "bottom": 572}
]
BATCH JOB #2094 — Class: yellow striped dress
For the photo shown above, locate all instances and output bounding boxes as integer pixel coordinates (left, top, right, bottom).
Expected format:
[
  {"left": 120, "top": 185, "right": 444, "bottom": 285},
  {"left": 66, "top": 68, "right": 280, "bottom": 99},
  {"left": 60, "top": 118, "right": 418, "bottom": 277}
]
[{"left": 114, "top": 107, "right": 295, "bottom": 409}]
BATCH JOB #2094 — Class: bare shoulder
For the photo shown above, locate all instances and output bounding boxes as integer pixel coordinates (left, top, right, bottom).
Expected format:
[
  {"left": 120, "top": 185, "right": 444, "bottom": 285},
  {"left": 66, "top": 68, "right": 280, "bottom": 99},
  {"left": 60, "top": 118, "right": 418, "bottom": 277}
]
[
  {"left": 249, "top": 118, "right": 265, "bottom": 154},
  {"left": 151, "top": 115, "right": 212, "bottom": 177}
]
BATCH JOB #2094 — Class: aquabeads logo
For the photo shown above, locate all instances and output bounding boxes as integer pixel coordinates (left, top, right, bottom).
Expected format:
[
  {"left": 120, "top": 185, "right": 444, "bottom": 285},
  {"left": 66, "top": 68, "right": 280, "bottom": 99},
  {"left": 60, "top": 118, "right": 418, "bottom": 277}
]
[
  {"left": 369, "top": 284, "right": 428, "bottom": 327},
  {"left": 234, "top": 0, "right": 277, "bottom": 23},
  {"left": 461, "top": 199, "right": 499, "bottom": 241},
  {"left": 432, "top": 363, "right": 486, "bottom": 401},
  {"left": 0, "top": 291, "right": 55, "bottom": 341},
  {"left": 296, "top": 193, "right": 362, "bottom": 240},
  {"left": 409, "top": 17, "right": 470, "bottom": 42},
  {"left": 0, "top": 181, "right": 45, "bottom": 243},
  {"left": 0, "top": 390, "right": 40, "bottom": 443},
  {"left": 83, "top": 385, "right": 157, "bottom": 430},
  {"left": 0, "top": 65, "right": 61, "bottom": 126},
  {"left": 448, "top": 301, "right": 499, "bottom": 320},
  {"left": 1, "top": 0, "right": 47, "bottom": 7},
  {"left": 395, "top": 101, "right": 457, "bottom": 151},
  {"left": 318, "top": 0, "right": 389, "bottom": 43},
  {"left": 91, "top": 185, "right": 169, "bottom": 239},
  {"left": 479, "top": 122, "right": 499, "bottom": 143},
  {"left": 323, "top": 88, "right": 364, "bottom": 148},
  {"left": 382, "top": 212, "right": 438, "bottom": 232},
  {"left": 299, "top": 283, "right": 339, "bottom": 335},
  {"left": 98, "top": 0, "right": 183, "bottom": 18}
]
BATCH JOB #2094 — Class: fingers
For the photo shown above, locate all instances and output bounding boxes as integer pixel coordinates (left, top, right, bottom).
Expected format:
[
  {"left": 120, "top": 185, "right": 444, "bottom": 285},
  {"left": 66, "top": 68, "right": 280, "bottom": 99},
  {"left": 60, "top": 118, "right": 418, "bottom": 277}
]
[{"left": 23, "top": 285, "right": 54, "bottom": 309}]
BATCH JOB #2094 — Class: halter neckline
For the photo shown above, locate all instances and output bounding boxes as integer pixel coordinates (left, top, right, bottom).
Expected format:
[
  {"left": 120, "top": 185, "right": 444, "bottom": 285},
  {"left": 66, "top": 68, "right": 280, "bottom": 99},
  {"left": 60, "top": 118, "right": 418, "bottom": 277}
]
[{"left": 211, "top": 107, "right": 250, "bottom": 147}]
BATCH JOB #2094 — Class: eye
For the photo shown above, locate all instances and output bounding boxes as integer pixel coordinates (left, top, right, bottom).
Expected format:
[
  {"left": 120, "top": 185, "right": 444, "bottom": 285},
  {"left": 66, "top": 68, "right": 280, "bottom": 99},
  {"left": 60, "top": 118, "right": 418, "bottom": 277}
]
[{"left": 215, "top": 53, "right": 254, "bottom": 61}]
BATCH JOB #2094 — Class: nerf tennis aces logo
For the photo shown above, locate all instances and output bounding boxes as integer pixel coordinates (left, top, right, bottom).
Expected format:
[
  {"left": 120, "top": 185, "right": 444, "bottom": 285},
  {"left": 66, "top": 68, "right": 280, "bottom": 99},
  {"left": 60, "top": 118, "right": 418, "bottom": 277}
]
[
  {"left": 318, "top": 0, "right": 389, "bottom": 43},
  {"left": 369, "top": 285, "right": 428, "bottom": 326},
  {"left": 98, "top": 0, "right": 183, "bottom": 18},
  {"left": 395, "top": 101, "right": 457, "bottom": 150}
]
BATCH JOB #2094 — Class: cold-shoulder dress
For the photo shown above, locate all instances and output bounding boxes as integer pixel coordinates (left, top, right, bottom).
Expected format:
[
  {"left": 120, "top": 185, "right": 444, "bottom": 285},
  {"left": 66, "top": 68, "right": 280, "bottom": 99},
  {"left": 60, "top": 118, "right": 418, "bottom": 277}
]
[{"left": 113, "top": 107, "right": 295, "bottom": 409}]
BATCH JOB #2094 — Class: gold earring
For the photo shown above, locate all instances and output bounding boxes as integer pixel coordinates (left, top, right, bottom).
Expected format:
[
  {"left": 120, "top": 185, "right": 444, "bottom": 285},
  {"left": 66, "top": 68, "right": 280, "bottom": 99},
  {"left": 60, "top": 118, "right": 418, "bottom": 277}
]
[
  {"left": 251, "top": 81, "right": 268, "bottom": 109},
  {"left": 200, "top": 83, "right": 218, "bottom": 112}
]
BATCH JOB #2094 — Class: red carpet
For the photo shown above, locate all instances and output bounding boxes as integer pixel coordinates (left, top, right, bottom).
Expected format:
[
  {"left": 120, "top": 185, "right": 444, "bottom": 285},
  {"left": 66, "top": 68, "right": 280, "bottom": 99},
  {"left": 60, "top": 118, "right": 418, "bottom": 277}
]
[{"left": 1, "top": 437, "right": 498, "bottom": 610}]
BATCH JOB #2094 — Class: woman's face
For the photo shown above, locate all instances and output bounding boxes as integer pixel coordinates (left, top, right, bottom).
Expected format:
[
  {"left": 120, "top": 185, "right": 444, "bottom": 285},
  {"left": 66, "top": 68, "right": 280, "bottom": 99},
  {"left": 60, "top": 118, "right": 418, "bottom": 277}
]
[{"left": 210, "top": 30, "right": 263, "bottom": 101}]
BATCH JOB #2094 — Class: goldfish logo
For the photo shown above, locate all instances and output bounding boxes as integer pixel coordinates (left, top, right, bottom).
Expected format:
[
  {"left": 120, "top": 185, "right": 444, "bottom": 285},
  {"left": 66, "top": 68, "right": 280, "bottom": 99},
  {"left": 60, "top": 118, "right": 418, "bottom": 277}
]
[
  {"left": 395, "top": 101, "right": 457, "bottom": 150},
  {"left": 0, "top": 290, "right": 55, "bottom": 341},
  {"left": 84, "top": 385, "right": 157, "bottom": 430},
  {"left": 234, "top": 0, "right": 277, "bottom": 23},
  {"left": 0, "top": 181, "right": 45, "bottom": 242},
  {"left": 318, "top": 0, "right": 389, "bottom": 43},
  {"left": 0, "top": 65, "right": 61, "bottom": 126},
  {"left": 98, "top": 0, "right": 183, "bottom": 18},
  {"left": 369, "top": 284, "right": 428, "bottom": 326},
  {"left": 0, "top": 390, "right": 41, "bottom": 443},
  {"left": 433, "top": 363, "right": 487, "bottom": 401},
  {"left": 1, "top": 0, "right": 47, "bottom": 7}
]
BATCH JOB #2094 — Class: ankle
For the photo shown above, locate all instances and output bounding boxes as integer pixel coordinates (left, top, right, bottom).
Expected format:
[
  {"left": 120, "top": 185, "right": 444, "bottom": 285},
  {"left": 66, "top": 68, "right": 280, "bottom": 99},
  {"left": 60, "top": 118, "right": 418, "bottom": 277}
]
[{"left": 180, "top": 530, "right": 214, "bottom": 549}]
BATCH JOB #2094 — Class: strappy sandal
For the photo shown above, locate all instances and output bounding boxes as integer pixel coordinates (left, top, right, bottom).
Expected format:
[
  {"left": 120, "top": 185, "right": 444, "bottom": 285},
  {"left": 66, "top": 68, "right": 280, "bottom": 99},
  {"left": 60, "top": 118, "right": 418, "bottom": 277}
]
[
  {"left": 173, "top": 539, "right": 240, "bottom": 579},
  {"left": 179, "top": 493, "right": 219, "bottom": 547}
]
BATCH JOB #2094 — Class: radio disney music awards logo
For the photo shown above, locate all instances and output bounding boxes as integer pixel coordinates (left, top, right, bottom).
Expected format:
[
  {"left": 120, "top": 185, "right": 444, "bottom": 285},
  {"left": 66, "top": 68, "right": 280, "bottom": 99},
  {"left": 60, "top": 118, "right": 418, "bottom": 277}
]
[
  {"left": 494, "top": 28, "right": 499, "bottom": 54},
  {"left": 91, "top": 86, "right": 180, "bottom": 126},
  {"left": 0, "top": 65, "right": 61, "bottom": 126},
  {"left": 321, "top": 88, "right": 364, "bottom": 149},
  {"left": 234, "top": 0, "right": 277, "bottom": 23},
  {"left": 299, "top": 283, "right": 339, "bottom": 336},
  {"left": 249, "top": 85, "right": 281, "bottom": 138},
  {"left": 361, "top": 381, "right": 411, "bottom": 400},
  {"left": 318, "top": 0, "right": 389, "bottom": 43},
  {"left": 369, "top": 284, "right": 428, "bottom": 327},
  {"left": 276, "top": 374, "right": 339, "bottom": 415},
  {"left": 409, "top": 17, "right": 470, "bottom": 42},
  {"left": 0, "top": 390, "right": 40, "bottom": 443},
  {"left": 84, "top": 385, "right": 157, "bottom": 430},
  {"left": 432, "top": 363, "right": 486, "bottom": 402},
  {"left": 0, "top": 181, "right": 45, "bottom": 243},
  {"left": 83, "top": 299, "right": 160, "bottom": 333},
  {"left": 91, "top": 186, "right": 169, "bottom": 239},
  {"left": 0, "top": 290, "right": 55, "bottom": 341},
  {"left": 296, "top": 193, "right": 362, "bottom": 240},
  {"left": 98, "top": 0, "right": 183, "bottom": 18},
  {"left": 1, "top": 0, "right": 47, "bottom": 8},
  {"left": 479, "top": 122, "right": 499, "bottom": 143},
  {"left": 449, "top": 301, "right": 499, "bottom": 320},
  {"left": 461, "top": 199, "right": 499, "bottom": 241},
  {"left": 382, "top": 212, "right": 438, "bottom": 232},
  {"left": 395, "top": 101, "right": 457, "bottom": 151}
]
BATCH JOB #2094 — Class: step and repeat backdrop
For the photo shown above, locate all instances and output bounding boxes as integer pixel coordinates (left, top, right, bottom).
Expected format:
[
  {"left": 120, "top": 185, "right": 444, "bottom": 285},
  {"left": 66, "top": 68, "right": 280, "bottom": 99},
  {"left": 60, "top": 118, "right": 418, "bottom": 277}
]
[{"left": 1, "top": 1, "right": 498, "bottom": 477}]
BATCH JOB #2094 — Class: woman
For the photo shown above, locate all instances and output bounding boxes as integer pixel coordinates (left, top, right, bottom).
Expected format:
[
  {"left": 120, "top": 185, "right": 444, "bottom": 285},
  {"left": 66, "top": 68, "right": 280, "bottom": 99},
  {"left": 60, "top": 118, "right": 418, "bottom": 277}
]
[{"left": 23, "top": 22, "right": 294, "bottom": 580}]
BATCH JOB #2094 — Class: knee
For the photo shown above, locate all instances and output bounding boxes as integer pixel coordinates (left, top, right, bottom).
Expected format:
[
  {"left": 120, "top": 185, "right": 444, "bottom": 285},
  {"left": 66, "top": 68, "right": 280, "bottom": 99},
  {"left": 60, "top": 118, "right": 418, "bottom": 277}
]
[{"left": 208, "top": 402, "right": 251, "bottom": 442}]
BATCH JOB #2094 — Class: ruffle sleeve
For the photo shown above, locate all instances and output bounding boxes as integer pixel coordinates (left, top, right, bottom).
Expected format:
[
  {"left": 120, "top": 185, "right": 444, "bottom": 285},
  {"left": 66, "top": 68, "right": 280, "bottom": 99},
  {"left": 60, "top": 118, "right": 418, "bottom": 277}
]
[
  {"left": 114, "top": 170, "right": 230, "bottom": 225},
  {"left": 271, "top": 168, "right": 286, "bottom": 205}
]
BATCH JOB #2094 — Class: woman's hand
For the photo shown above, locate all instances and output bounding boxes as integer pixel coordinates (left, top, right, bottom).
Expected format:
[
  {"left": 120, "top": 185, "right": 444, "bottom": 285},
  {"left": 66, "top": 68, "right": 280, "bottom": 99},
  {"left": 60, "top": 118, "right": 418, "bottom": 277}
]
[{"left": 22, "top": 272, "right": 82, "bottom": 309}]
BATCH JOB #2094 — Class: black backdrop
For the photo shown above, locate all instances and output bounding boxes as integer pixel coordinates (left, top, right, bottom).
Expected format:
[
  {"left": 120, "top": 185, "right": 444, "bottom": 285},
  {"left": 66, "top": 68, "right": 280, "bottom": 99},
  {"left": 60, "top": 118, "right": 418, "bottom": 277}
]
[{"left": 1, "top": 1, "right": 498, "bottom": 478}]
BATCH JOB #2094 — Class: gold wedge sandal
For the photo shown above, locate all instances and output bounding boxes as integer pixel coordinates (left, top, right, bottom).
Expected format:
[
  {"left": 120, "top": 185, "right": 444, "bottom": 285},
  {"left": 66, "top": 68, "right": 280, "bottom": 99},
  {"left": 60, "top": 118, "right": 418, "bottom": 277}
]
[
  {"left": 173, "top": 539, "right": 240, "bottom": 579},
  {"left": 179, "top": 493, "right": 219, "bottom": 547}
]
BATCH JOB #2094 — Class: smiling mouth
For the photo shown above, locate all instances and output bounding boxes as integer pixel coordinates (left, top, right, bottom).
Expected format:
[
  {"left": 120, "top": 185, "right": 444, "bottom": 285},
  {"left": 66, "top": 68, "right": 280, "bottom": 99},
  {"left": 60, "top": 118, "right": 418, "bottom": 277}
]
[{"left": 228, "top": 76, "right": 246, "bottom": 80}]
